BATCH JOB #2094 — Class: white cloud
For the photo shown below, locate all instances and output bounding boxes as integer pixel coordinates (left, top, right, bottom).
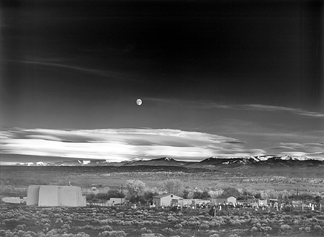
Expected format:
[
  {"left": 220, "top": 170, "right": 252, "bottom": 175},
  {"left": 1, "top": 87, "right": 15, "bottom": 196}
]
[
  {"left": 266, "top": 142, "right": 324, "bottom": 159},
  {"left": 0, "top": 128, "right": 263, "bottom": 162},
  {"left": 279, "top": 143, "right": 304, "bottom": 149},
  {"left": 2, "top": 128, "right": 322, "bottom": 161},
  {"left": 242, "top": 104, "right": 324, "bottom": 118},
  {"left": 27, "top": 135, "right": 63, "bottom": 141}
]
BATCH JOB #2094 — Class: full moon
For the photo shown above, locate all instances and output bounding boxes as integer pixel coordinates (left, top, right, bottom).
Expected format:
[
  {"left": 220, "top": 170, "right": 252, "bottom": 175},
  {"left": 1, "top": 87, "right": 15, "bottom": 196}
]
[{"left": 136, "top": 99, "right": 142, "bottom": 105}]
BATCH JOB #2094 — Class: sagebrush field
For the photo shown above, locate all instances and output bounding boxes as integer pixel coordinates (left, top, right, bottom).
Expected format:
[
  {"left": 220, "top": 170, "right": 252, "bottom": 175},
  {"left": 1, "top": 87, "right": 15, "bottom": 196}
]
[
  {"left": 1, "top": 166, "right": 324, "bottom": 236},
  {"left": 2, "top": 203, "right": 324, "bottom": 237}
]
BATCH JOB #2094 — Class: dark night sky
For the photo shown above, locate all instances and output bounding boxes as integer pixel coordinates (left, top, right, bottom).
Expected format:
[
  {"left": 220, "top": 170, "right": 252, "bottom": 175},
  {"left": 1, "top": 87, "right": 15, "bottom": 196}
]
[{"left": 0, "top": 0, "right": 323, "bottom": 162}]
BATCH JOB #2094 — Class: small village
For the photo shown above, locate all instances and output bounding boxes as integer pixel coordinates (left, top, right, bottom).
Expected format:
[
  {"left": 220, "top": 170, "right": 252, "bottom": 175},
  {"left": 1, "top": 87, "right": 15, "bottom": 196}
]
[
  {"left": 2, "top": 182, "right": 323, "bottom": 213},
  {"left": 2, "top": 180, "right": 324, "bottom": 237}
]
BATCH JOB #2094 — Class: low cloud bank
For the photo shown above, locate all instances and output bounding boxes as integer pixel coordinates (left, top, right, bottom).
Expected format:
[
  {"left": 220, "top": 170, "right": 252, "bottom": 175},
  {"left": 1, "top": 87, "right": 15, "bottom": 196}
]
[{"left": 0, "top": 128, "right": 264, "bottom": 162}]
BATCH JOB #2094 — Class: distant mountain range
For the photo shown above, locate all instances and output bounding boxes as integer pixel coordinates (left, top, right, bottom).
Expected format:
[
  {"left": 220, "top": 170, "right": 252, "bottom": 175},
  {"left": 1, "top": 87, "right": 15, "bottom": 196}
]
[{"left": 7, "top": 155, "right": 324, "bottom": 168}]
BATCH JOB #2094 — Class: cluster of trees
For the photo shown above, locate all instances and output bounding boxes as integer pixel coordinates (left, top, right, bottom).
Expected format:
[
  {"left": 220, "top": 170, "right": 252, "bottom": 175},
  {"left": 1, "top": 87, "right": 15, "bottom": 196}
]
[
  {"left": 87, "top": 179, "right": 324, "bottom": 205},
  {"left": 124, "top": 179, "right": 214, "bottom": 204},
  {"left": 86, "top": 189, "right": 125, "bottom": 202},
  {"left": 288, "top": 194, "right": 322, "bottom": 203},
  {"left": 125, "top": 179, "right": 158, "bottom": 204},
  {"left": 163, "top": 179, "right": 183, "bottom": 195},
  {"left": 183, "top": 190, "right": 210, "bottom": 199},
  {"left": 121, "top": 179, "right": 213, "bottom": 203},
  {"left": 87, "top": 179, "right": 240, "bottom": 203}
]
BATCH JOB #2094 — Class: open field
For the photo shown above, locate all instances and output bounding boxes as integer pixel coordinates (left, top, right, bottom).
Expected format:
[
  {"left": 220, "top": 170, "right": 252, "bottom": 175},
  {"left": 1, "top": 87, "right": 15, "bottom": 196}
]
[
  {"left": 1, "top": 166, "right": 324, "bottom": 236},
  {"left": 1, "top": 166, "right": 324, "bottom": 197}
]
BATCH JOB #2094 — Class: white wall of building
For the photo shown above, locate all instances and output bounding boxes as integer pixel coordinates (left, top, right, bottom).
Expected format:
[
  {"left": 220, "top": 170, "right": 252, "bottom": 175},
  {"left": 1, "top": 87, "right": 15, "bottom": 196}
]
[
  {"left": 227, "top": 196, "right": 237, "bottom": 204},
  {"left": 38, "top": 186, "right": 59, "bottom": 206},
  {"left": 153, "top": 194, "right": 182, "bottom": 206},
  {"left": 107, "top": 198, "right": 125, "bottom": 205},
  {"left": 27, "top": 185, "right": 40, "bottom": 205}
]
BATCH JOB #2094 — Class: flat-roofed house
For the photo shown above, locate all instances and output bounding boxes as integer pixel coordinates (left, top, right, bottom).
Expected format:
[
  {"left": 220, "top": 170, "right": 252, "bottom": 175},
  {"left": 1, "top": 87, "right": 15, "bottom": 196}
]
[
  {"left": 258, "top": 199, "right": 268, "bottom": 206},
  {"left": 107, "top": 198, "right": 125, "bottom": 206},
  {"left": 153, "top": 193, "right": 183, "bottom": 207},
  {"left": 213, "top": 196, "right": 237, "bottom": 204}
]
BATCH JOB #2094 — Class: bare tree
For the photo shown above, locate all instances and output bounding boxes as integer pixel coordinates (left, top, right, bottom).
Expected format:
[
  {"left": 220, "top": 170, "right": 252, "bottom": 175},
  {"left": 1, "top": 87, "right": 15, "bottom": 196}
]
[{"left": 163, "top": 179, "right": 183, "bottom": 195}]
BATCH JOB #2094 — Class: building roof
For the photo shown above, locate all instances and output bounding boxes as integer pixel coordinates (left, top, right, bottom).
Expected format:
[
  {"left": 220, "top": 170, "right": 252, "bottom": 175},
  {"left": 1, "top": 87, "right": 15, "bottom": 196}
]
[
  {"left": 153, "top": 193, "right": 182, "bottom": 199},
  {"left": 29, "top": 185, "right": 80, "bottom": 189},
  {"left": 217, "top": 196, "right": 237, "bottom": 199}
]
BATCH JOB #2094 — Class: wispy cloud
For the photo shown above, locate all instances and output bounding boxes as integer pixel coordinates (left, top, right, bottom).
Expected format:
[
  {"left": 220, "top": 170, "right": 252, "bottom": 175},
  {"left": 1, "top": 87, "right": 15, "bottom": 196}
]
[
  {"left": 266, "top": 142, "right": 324, "bottom": 159},
  {"left": 209, "top": 103, "right": 324, "bottom": 118},
  {"left": 0, "top": 128, "right": 265, "bottom": 162},
  {"left": 144, "top": 98, "right": 324, "bottom": 118},
  {"left": 238, "top": 104, "right": 324, "bottom": 118},
  {"left": 6, "top": 59, "right": 137, "bottom": 81},
  {"left": 269, "top": 142, "right": 324, "bottom": 153}
]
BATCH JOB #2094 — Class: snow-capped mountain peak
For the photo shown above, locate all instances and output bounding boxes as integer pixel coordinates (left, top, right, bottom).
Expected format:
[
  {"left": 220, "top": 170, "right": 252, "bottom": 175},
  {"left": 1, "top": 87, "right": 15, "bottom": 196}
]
[{"left": 158, "top": 157, "right": 174, "bottom": 161}]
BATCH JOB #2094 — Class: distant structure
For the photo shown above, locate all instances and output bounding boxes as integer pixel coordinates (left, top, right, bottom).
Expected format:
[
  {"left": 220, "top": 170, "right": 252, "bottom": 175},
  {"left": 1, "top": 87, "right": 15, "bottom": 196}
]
[
  {"left": 212, "top": 196, "right": 237, "bottom": 205},
  {"left": 153, "top": 193, "right": 183, "bottom": 207},
  {"left": 27, "top": 185, "right": 86, "bottom": 207},
  {"left": 106, "top": 198, "right": 125, "bottom": 206},
  {"left": 258, "top": 199, "right": 268, "bottom": 206},
  {"left": 2, "top": 197, "right": 22, "bottom": 204}
]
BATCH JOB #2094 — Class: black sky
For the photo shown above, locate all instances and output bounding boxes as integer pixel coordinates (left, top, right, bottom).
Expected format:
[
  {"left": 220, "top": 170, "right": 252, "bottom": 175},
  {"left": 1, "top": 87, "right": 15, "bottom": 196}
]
[{"left": 0, "top": 0, "right": 323, "bottom": 161}]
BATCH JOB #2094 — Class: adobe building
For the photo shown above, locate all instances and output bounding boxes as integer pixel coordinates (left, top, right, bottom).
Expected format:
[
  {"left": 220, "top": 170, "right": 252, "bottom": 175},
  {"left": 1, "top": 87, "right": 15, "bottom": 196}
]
[
  {"left": 27, "top": 185, "right": 86, "bottom": 207},
  {"left": 258, "top": 199, "right": 268, "bottom": 206},
  {"left": 27, "top": 185, "right": 41, "bottom": 205},
  {"left": 153, "top": 193, "right": 183, "bottom": 207},
  {"left": 212, "top": 196, "right": 237, "bottom": 204},
  {"left": 106, "top": 198, "right": 126, "bottom": 206}
]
